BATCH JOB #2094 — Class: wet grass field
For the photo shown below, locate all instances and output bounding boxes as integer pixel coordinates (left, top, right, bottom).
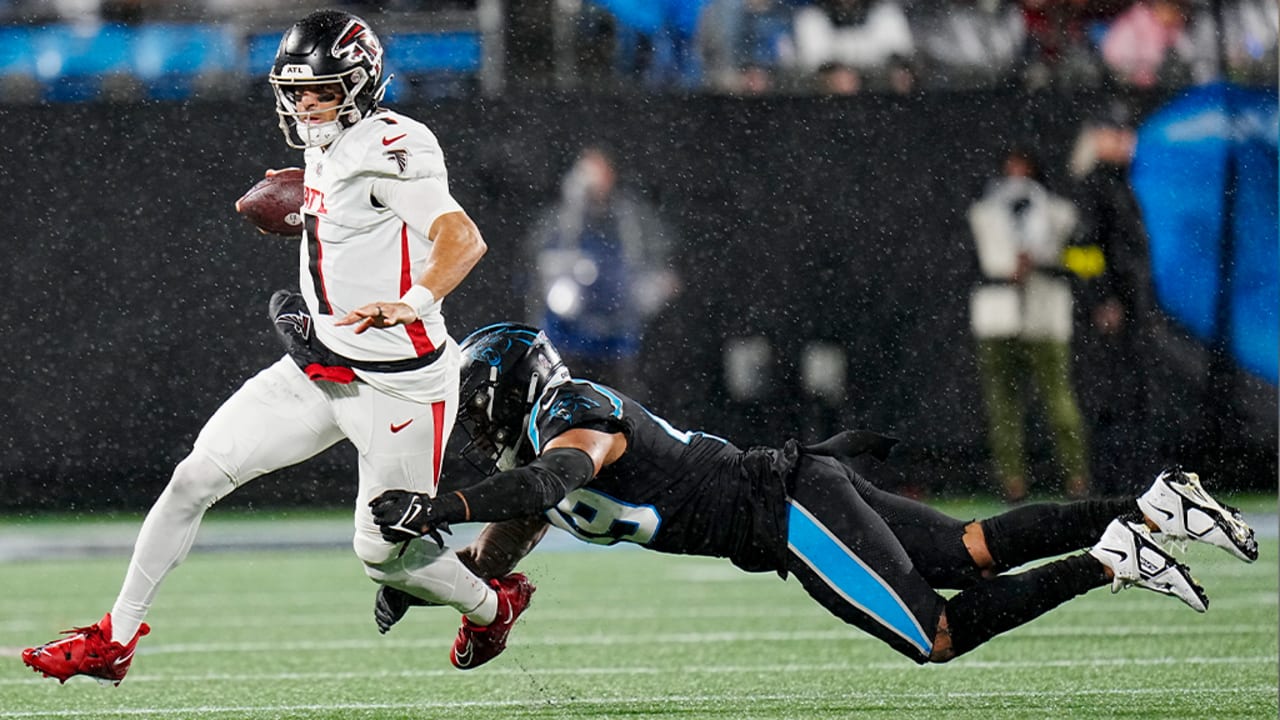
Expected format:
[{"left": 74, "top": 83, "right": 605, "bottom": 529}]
[{"left": 1, "top": 501, "right": 1275, "bottom": 719}]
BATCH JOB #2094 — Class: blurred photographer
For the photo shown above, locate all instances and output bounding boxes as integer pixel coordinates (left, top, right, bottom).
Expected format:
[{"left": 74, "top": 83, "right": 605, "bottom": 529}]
[
  {"left": 968, "top": 147, "right": 1090, "bottom": 502},
  {"left": 524, "top": 145, "right": 680, "bottom": 395},
  {"left": 1068, "top": 104, "right": 1154, "bottom": 495}
]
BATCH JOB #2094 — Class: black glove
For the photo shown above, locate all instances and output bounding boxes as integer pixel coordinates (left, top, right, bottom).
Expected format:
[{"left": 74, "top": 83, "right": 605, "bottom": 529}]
[
  {"left": 269, "top": 289, "right": 352, "bottom": 376},
  {"left": 369, "top": 489, "right": 452, "bottom": 549},
  {"left": 373, "top": 585, "right": 435, "bottom": 634}
]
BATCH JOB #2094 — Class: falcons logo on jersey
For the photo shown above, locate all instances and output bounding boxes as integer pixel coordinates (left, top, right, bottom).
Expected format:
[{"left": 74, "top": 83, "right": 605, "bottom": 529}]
[
  {"left": 384, "top": 148, "right": 409, "bottom": 173},
  {"left": 331, "top": 19, "right": 383, "bottom": 79}
]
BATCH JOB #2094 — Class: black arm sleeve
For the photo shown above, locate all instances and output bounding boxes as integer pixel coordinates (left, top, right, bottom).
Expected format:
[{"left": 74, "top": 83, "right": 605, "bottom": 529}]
[{"left": 432, "top": 447, "right": 597, "bottom": 524}]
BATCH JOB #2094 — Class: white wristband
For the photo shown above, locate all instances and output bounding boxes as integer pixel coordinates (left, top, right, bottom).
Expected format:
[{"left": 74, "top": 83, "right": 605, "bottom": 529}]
[{"left": 399, "top": 284, "right": 437, "bottom": 320}]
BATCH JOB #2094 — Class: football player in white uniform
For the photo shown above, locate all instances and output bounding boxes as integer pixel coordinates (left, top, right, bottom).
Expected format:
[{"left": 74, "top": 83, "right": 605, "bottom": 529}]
[{"left": 22, "top": 10, "right": 532, "bottom": 686}]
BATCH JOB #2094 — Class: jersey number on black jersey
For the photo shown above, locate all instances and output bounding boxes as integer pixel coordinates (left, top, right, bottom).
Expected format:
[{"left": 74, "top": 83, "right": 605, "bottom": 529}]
[{"left": 546, "top": 489, "right": 661, "bottom": 545}]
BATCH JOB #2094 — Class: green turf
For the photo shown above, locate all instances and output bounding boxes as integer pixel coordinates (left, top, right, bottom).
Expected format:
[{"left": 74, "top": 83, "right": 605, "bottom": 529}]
[{"left": 0, "top": 524, "right": 1275, "bottom": 719}]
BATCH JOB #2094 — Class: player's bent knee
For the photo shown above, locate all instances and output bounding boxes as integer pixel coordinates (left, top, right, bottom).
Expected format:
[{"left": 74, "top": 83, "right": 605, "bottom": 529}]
[
  {"left": 353, "top": 534, "right": 401, "bottom": 567},
  {"left": 361, "top": 543, "right": 434, "bottom": 587},
  {"left": 362, "top": 556, "right": 403, "bottom": 585},
  {"left": 354, "top": 525, "right": 450, "bottom": 567},
  {"left": 163, "top": 452, "right": 235, "bottom": 512}
]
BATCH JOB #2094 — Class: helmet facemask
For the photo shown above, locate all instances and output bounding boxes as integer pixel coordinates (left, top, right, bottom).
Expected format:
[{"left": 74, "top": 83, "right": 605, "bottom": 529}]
[
  {"left": 458, "top": 366, "right": 542, "bottom": 475},
  {"left": 270, "top": 68, "right": 384, "bottom": 149},
  {"left": 268, "top": 11, "right": 390, "bottom": 150}
]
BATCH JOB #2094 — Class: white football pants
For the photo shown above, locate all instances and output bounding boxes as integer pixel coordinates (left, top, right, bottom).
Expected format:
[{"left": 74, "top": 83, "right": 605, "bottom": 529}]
[{"left": 110, "top": 355, "right": 492, "bottom": 642}]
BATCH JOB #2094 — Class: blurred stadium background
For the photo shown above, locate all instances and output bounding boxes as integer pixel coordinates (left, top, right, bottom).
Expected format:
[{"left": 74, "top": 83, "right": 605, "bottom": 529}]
[
  {"left": 0, "top": 1, "right": 1275, "bottom": 717},
  {"left": 0, "top": 0, "right": 1273, "bottom": 512}
]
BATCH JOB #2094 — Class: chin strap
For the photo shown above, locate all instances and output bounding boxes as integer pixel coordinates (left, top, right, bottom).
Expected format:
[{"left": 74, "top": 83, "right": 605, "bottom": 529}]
[
  {"left": 374, "top": 73, "right": 394, "bottom": 104},
  {"left": 294, "top": 119, "right": 344, "bottom": 148}
]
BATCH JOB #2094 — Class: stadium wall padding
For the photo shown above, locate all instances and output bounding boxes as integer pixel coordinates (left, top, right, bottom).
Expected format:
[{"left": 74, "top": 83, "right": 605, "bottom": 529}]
[{"left": 0, "top": 91, "right": 1273, "bottom": 511}]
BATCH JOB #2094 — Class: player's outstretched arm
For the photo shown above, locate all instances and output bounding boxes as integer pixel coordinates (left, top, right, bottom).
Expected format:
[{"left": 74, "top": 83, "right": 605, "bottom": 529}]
[{"left": 370, "top": 428, "right": 626, "bottom": 541}]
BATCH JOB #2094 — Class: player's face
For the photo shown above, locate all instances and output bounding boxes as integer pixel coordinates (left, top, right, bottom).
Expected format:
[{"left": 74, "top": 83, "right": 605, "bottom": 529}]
[{"left": 295, "top": 83, "right": 345, "bottom": 124}]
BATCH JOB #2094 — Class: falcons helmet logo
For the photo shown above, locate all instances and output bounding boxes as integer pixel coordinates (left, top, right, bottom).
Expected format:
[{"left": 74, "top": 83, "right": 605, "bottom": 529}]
[{"left": 330, "top": 19, "right": 383, "bottom": 79}]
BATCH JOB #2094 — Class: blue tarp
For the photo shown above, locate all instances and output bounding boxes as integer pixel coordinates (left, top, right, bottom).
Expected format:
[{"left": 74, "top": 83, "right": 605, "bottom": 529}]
[{"left": 1131, "top": 82, "right": 1279, "bottom": 385}]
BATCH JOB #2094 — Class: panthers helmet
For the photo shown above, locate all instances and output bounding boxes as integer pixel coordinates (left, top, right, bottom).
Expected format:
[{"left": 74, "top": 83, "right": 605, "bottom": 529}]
[
  {"left": 268, "top": 10, "right": 389, "bottom": 149},
  {"left": 457, "top": 323, "right": 571, "bottom": 474}
]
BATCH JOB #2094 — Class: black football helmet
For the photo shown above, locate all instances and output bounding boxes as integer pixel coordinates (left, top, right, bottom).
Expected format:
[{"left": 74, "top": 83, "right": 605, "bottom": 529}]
[
  {"left": 457, "top": 323, "right": 571, "bottom": 474},
  {"left": 268, "top": 10, "right": 390, "bottom": 149}
]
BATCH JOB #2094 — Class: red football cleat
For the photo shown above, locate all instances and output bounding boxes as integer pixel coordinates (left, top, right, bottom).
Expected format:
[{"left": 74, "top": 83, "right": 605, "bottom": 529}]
[
  {"left": 21, "top": 613, "right": 150, "bottom": 686},
  {"left": 450, "top": 573, "right": 535, "bottom": 670}
]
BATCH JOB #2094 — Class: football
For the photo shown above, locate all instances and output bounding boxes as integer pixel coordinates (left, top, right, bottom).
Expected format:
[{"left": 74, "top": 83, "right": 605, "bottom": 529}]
[{"left": 235, "top": 168, "right": 305, "bottom": 237}]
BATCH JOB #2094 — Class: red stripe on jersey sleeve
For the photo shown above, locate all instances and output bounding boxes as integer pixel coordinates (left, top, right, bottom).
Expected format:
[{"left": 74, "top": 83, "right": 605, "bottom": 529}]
[{"left": 399, "top": 222, "right": 437, "bottom": 356}]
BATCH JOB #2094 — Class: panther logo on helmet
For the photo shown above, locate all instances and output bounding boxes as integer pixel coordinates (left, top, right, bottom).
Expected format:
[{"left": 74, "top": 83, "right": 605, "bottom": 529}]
[
  {"left": 456, "top": 323, "right": 571, "bottom": 473},
  {"left": 476, "top": 344, "right": 507, "bottom": 368},
  {"left": 331, "top": 20, "right": 383, "bottom": 81}
]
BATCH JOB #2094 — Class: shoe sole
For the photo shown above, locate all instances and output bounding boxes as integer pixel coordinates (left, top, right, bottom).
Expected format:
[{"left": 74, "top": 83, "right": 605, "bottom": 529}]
[
  {"left": 1166, "top": 474, "right": 1259, "bottom": 562},
  {"left": 1096, "top": 521, "right": 1209, "bottom": 613}
]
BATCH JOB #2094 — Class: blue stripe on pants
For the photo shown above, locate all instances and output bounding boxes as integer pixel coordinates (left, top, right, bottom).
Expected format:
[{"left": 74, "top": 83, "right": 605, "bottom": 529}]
[{"left": 787, "top": 502, "right": 933, "bottom": 656}]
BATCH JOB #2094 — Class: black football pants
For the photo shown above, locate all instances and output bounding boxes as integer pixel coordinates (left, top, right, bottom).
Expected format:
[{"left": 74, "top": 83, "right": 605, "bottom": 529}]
[{"left": 783, "top": 455, "right": 1121, "bottom": 662}]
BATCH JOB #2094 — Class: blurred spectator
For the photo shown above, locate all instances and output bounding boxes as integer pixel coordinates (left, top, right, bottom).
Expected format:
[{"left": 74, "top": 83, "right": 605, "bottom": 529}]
[
  {"left": 524, "top": 145, "right": 681, "bottom": 393},
  {"left": 698, "top": 0, "right": 794, "bottom": 93},
  {"left": 1020, "top": 0, "right": 1127, "bottom": 87},
  {"left": 1067, "top": 102, "right": 1154, "bottom": 495},
  {"left": 737, "top": 63, "right": 776, "bottom": 93},
  {"left": 1100, "top": 0, "right": 1199, "bottom": 87},
  {"left": 911, "top": 0, "right": 1025, "bottom": 88},
  {"left": 1188, "top": 0, "right": 1278, "bottom": 83},
  {"left": 815, "top": 60, "right": 862, "bottom": 93},
  {"left": 48, "top": 0, "right": 100, "bottom": 22},
  {"left": 589, "top": 0, "right": 711, "bottom": 88},
  {"left": 885, "top": 53, "right": 918, "bottom": 92},
  {"left": 790, "top": 0, "right": 915, "bottom": 77},
  {"left": 967, "top": 147, "right": 1090, "bottom": 502},
  {"left": 338, "top": 0, "right": 478, "bottom": 9},
  {"left": 40, "top": 0, "right": 165, "bottom": 22}
]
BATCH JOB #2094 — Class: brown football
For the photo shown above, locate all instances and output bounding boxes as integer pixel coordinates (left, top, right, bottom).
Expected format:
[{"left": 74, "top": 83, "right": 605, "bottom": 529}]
[{"left": 235, "top": 168, "right": 305, "bottom": 237}]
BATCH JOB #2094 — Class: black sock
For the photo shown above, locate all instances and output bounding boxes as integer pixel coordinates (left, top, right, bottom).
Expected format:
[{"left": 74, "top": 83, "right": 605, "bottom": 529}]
[
  {"left": 981, "top": 499, "right": 1138, "bottom": 572},
  {"left": 945, "top": 554, "right": 1109, "bottom": 658}
]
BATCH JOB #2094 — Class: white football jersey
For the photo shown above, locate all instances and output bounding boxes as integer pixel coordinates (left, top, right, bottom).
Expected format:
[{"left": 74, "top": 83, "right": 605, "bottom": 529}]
[{"left": 298, "top": 108, "right": 462, "bottom": 365}]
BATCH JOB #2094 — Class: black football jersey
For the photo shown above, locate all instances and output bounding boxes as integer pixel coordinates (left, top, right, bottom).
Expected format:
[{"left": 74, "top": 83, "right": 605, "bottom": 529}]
[{"left": 527, "top": 379, "right": 789, "bottom": 572}]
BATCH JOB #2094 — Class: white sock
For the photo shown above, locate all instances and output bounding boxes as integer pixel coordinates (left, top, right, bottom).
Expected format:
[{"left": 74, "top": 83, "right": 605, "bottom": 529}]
[
  {"left": 371, "top": 540, "right": 496, "bottom": 624},
  {"left": 464, "top": 591, "right": 498, "bottom": 626},
  {"left": 110, "top": 455, "right": 232, "bottom": 644}
]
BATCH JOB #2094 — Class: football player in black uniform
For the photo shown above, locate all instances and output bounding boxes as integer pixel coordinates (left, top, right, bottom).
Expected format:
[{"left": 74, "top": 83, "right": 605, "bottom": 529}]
[{"left": 371, "top": 322, "right": 1257, "bottom": 665}]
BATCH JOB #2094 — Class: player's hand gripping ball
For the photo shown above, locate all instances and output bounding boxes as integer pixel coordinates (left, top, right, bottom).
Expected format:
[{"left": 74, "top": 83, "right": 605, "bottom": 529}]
[{"left": 235, "top": 168, "right": 305, "bottom": 236}]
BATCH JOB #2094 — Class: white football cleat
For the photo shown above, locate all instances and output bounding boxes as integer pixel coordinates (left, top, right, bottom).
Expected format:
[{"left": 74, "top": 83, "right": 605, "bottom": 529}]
[
  {"left": 1089, "top": 519, "right": 1208, "bottom": 612},
  {"left": 1138, "top": 468, "right": 1258, "bottom": 562}
]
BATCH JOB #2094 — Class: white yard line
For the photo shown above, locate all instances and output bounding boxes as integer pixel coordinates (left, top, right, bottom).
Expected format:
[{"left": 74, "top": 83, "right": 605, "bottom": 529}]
[
  {"left": 1, "top": 654, "right": 1275, "bottom": 686},
  {"left": 1, "top": 622, "right": 1271, "bottom": 661},
  {"left": 1, "top": 591, "right": 1272, "bottom": 634},
  {"left": 1, "top": 685, "right": 1276, "bottom": 718}
]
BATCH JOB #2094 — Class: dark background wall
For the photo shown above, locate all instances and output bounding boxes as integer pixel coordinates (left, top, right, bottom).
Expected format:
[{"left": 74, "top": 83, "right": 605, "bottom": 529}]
[{"left": 0, "top": 92, "right": 1273, "bottom": 511}]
